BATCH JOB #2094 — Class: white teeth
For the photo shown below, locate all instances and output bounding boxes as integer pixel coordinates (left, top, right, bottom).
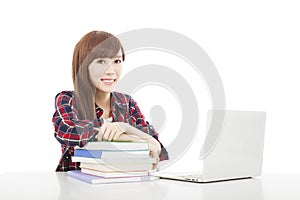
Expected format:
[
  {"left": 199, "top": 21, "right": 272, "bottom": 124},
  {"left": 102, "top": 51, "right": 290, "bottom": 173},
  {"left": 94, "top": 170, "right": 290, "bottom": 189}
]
[{"left": 102, "top": 79, "right": 114, "bottom": 83}]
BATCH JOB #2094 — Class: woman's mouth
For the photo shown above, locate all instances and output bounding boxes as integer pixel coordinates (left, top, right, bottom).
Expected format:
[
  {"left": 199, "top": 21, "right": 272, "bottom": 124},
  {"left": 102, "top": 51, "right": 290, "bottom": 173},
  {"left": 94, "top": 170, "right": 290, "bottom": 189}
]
[{"left": 101, "top": 78, "right": 116, "bottom": 85}]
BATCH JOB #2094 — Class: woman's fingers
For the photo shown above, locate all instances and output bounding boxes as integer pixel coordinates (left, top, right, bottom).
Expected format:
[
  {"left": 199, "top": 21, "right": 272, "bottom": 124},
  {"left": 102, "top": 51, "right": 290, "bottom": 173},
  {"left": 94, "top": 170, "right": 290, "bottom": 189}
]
[
  {"left": 150, "top": 150, "right": 160, "bottom": 170},
  {"left": 102, "top": 126, "right": 113, "bottom": 141},
  {"left": 98, "top": 124, "right": 108, "bottom": 141},
  {"left": 108, "top": 127, "right": 118, "bottom": 141},
  {"left": 149, "top": 143, "right": 160, "bottom": 170},
  {"left": 112, "top": 130, "right": 123, "bottom": 141},
  {"left": 96, "top": 126, "right": 105, "bottom": 141},
  {"left": 98, "top": 123, "right": 124, "bottom": 141}
]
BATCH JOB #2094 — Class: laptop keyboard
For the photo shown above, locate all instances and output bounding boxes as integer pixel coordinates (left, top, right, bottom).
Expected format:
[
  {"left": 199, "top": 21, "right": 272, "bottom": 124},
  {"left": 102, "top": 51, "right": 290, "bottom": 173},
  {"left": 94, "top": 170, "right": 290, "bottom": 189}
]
[{"left": 180, "top": 174, "right": 203, "bottom": 181}]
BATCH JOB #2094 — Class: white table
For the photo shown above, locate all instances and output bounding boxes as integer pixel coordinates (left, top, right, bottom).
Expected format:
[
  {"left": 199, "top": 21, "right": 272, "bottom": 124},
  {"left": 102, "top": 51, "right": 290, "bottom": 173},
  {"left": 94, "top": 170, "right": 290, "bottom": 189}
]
[{"left": 0, "top": 172, "right": 299, "bottom": 200}]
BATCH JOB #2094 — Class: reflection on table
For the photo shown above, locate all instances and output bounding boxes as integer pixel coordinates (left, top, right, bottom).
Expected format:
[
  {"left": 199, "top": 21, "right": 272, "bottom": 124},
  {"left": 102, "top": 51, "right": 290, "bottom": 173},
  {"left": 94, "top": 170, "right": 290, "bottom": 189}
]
[{"left": 0, "top": 172, "right": 299, "bottom": 200}]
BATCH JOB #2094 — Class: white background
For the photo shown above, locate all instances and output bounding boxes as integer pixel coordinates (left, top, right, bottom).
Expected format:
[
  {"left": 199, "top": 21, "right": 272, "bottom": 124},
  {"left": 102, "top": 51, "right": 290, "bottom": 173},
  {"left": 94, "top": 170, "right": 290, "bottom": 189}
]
[{"left": 0, "top": 0, "right": 299, "bottom": 174}]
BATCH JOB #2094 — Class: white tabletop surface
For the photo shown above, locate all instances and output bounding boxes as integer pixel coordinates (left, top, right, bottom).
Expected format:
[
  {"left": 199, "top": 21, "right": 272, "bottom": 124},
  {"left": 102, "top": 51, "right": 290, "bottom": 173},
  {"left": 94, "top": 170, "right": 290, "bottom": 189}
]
[{"left": 0, "top": 172, "right": 299, "bottom": 200}]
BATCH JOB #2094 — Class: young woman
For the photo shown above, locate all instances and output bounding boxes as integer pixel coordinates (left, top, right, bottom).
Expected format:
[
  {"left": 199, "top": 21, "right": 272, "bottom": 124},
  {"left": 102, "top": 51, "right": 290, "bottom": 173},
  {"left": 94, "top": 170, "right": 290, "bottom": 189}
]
[{"left": 52, "top": 31, "right": 169, "bottom": 171}]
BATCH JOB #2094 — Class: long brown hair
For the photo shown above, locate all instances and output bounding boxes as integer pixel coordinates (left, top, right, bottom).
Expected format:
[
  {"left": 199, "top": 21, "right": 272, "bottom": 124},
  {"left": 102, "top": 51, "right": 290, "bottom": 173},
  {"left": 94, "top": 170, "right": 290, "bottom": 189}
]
[{"left": 72, "top": 31, "right": 125, "bottom": 120}]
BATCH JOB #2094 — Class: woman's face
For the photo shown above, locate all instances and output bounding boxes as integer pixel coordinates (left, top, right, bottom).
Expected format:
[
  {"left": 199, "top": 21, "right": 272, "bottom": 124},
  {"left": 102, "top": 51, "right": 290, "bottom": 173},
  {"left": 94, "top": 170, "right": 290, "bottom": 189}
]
[{"left": 89, "top": 50, "right": 123, "bottom": 93}]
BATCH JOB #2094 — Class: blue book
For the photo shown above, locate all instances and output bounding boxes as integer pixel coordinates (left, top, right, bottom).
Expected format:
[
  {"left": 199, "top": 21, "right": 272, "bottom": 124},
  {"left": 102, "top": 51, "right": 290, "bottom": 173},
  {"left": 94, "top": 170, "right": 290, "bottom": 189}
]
[
  {"left": 74, "top": 149, "right": 102, "bottom": 158},
  {"left": 74, "top": 149, "right": 149, "bottom": 159},
  {"left": 67, "top": 170, "right": 155, "bottom": 184}
]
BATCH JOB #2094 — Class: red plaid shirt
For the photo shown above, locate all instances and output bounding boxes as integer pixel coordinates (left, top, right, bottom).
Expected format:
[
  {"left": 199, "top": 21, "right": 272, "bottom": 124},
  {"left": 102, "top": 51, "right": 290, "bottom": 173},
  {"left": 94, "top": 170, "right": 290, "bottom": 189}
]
[{"left": 52, "top": 91, "right": 169, "bottom": 171}]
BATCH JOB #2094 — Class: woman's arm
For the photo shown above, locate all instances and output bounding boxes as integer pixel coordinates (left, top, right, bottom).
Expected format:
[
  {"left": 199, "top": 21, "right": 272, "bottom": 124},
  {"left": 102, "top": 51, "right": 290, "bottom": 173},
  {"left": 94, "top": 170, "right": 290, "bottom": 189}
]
[
  {"left": 115, "top": 122, "right": 161, "bottom": 150},
  {"left": 52, "top": 91, "right": 99, "bottom": 147},
  {"left": 128, "top": 98, "right": 169, "bottom": 161}
]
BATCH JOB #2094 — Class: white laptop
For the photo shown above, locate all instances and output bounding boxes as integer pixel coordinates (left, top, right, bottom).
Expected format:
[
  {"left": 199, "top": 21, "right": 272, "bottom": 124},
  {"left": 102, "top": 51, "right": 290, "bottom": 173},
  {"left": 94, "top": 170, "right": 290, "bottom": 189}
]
[{"left": 155, "top": 110, "right": 266, "bottom": 183}]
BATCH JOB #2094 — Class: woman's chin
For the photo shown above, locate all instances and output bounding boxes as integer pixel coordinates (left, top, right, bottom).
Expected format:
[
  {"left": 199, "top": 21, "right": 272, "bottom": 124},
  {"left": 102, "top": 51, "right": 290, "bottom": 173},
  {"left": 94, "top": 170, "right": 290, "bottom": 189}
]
[{"left": 96, "top": 86, "right": 116, "bottom": 93}]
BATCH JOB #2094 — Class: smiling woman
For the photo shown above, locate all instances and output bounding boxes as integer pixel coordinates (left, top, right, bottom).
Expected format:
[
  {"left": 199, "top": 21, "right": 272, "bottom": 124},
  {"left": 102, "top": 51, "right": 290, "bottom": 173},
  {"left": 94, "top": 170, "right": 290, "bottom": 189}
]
[
  {"left": 89, "top": 55, "right": 123, "bottom": 95},
  {"left": 52, "top": 31, "right": 169, "bottom": 171}
]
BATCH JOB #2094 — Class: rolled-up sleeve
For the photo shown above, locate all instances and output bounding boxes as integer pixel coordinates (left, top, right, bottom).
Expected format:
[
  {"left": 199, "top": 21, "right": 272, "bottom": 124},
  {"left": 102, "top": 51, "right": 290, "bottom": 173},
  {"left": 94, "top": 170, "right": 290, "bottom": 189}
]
[{"left": 52, "top": 91, "right": 98, "bottom": 147}]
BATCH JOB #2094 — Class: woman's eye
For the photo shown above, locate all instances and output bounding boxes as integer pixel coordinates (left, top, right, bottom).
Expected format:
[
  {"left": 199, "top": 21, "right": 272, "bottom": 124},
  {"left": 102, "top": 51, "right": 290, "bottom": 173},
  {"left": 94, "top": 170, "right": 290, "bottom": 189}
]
[
  {"left": 114, "top": 59, "right": 122, "bottom": 64},
  {"left": 97, "top": 60, "right": 106, "bottom": 64}
]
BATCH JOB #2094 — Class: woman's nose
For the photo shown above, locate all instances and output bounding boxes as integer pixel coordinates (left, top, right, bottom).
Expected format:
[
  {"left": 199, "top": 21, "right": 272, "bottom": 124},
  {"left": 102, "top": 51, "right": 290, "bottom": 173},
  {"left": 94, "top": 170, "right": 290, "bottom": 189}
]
[{"left": 105, "top": 65, "right": 115, "bottom": 75}]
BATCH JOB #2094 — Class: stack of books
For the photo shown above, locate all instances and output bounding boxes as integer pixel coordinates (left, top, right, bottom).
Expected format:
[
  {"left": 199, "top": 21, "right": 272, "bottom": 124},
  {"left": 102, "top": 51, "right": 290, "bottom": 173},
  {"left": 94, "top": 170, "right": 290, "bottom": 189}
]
[{"left": 67, "top": 141, "right": 156, "bottom": 184}]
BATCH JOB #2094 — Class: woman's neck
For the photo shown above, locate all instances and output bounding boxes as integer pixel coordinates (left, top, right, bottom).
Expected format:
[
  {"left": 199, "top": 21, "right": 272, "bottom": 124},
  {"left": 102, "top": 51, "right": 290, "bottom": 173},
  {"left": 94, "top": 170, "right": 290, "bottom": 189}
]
[{"left": 95, "top": 90, "right": 111, "bottom": 109}]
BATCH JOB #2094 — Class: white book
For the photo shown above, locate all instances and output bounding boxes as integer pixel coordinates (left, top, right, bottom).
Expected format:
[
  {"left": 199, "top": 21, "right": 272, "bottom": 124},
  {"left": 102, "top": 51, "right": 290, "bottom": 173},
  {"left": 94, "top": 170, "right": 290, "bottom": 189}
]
[
  {"left": 67, "top": 170, "right": 155, "bottom": 184},
  {"left": 81, "top": 168, "right": 149, "bottom": 178},
  {"left": 80, "top": 162, "right": 153, "bottom": 172}
]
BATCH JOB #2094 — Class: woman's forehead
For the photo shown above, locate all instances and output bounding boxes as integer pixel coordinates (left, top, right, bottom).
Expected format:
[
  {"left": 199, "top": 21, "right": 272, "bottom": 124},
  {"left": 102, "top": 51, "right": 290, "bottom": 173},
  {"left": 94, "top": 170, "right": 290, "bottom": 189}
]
[{"left": 98, "top": 49, "right": 123, "bottom": 59}]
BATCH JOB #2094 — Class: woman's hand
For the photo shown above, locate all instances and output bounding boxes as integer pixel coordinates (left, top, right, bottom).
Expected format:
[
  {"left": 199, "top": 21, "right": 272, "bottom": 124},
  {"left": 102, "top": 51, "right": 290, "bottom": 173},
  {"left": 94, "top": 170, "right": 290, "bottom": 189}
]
[
  {"left": 148, "top": 142, "right": 161, "bottom": 170},
  {"left": 96, "top": 123, "right": 124, "bottom": 142}
]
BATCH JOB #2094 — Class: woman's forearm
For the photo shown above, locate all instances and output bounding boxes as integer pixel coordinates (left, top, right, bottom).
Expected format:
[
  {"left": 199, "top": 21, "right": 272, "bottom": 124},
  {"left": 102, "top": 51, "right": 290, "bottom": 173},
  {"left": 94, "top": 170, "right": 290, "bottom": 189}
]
[
  {"left": 114, "top": 132, "right": 147, "bottom": 143},
  {"left": 115, "top": 122, "right": 161, "bottom": 150}
]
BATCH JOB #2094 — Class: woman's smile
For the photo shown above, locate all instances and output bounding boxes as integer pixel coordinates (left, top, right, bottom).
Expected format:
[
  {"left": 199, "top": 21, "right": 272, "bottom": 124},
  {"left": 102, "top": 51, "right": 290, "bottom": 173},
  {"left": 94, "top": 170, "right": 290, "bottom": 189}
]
[{"left": 101, "top": 78, "right": 116, "bottom": 85}]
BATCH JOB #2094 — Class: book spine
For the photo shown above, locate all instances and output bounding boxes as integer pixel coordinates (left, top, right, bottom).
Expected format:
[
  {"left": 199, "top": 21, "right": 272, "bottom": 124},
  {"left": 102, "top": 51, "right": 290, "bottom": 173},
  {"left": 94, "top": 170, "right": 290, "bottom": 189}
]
[
  {"left": 74, "top": 149, "right": 149, "bottom": 159},
  {"left": 74, "top": 150, "right": 103, "bottom": 158},
  {"left": 67, "top": 170, "right": 92, "bottom": 184},
  {"left": 71, "top": 156, "right": 156, "bottom": 164},
  {"left": 81, "top": 168, "right": 149, "bottom": 178},
  {"left": 80, "top": 163, "right": 152, "bottom": 171},
  {"left": 67, "top": 170, "right": 155, "bottom": 184},
  {"left": 77, "top": 141, "right": 149, "bottom": 151}
]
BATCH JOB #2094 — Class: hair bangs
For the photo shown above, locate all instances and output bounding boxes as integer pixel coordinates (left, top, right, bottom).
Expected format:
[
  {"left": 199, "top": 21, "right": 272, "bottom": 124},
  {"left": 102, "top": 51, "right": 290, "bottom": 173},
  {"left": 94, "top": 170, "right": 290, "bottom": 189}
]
[{"left": 97, "top": 36, "right": 123, "bottom": 59}]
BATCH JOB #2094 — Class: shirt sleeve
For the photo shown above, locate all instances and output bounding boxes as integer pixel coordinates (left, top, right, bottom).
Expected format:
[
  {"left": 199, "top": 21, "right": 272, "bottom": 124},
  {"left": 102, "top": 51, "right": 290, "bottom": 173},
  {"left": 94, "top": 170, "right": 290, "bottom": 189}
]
[
  {"left": 128, "top": 98, "right": 169, "bottom": 161},
  {"left": 52, "top": 91, "right": 99, "bottom": 147}
]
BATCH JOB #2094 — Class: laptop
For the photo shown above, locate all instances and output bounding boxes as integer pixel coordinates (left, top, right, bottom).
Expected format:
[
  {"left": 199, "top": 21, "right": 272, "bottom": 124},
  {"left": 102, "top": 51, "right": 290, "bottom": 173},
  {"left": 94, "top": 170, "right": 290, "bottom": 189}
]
[{"left": 155, "top": 110, "right": 266, "bottom": 183}]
